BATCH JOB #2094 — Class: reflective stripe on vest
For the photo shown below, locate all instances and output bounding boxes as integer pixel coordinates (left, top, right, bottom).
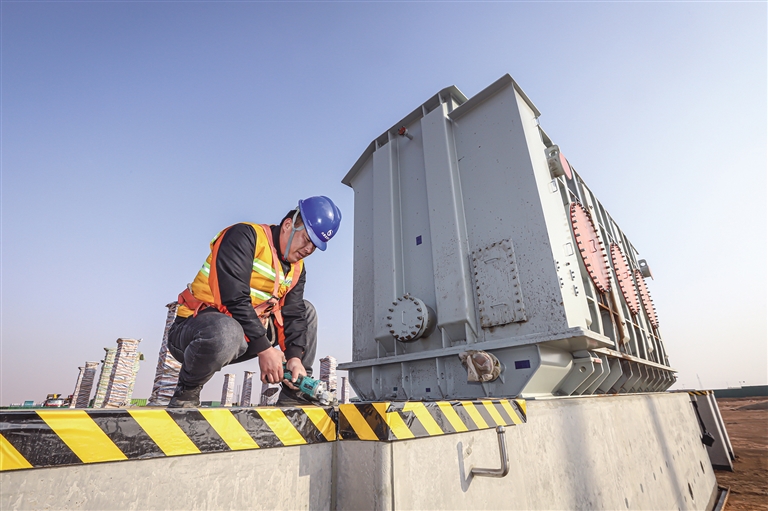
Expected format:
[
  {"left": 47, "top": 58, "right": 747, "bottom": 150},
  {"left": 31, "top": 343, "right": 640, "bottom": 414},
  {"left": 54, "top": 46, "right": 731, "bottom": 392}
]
[{"left": 199, "top": 254, "right": 293, "bottom": 287}]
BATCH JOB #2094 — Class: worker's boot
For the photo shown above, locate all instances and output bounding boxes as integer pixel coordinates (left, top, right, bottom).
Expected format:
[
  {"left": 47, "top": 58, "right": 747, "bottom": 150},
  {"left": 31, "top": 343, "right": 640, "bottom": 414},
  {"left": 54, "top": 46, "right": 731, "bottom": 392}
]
[{"left": 168, "top": 382, "right": 203, "bottom": 408}]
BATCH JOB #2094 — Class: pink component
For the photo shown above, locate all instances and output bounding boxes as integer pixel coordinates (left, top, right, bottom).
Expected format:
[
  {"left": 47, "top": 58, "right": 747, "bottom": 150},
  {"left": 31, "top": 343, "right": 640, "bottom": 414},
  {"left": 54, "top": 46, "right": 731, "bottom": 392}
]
[
  {"left": 559, "top": 152, "right": 572, "bottom": 179},
  {"left": 635, "top": 269, "right": 659, "bottom": 328},
  {"left": 569, "top": 202, "right": 611, "bottom": 293},
  {"left": 610, "top": 243, "right": 640, "bottom": 315}
]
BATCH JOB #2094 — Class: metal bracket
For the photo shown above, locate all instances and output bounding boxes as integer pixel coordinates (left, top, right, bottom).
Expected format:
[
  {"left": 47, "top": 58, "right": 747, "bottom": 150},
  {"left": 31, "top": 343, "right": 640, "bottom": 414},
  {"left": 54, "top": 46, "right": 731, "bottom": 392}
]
[{"left": 469, "top": 426, "right": 509, "bottom": 478}]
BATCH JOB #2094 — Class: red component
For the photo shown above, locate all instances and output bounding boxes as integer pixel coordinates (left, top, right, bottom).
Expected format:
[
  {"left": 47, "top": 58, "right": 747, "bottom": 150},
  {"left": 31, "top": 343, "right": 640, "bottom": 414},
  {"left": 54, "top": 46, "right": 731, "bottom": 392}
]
[
  {"left": 635, "top": 269, "right": 659, "bottom": 328},
  {"left": 398, "top": 126, "right": 407, "bottom": 136},
  {"left": 610, "top": 243, "right": 640, "bottom": 315},
  {"left": 559, "top": 152, "right": 573, "bottom": 180},
  {"left": 569, "top": 202, "right": 611, "bottom": 293}
]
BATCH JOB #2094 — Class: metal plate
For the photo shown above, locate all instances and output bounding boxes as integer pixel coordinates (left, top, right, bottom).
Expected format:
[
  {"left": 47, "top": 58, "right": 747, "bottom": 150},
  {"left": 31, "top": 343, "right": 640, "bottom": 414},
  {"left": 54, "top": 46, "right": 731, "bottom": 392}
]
[
  {"left": 471, "top": 239, "right": 527, "bottom": 328},
  {"left": 569, "top": 202, "right": 611, "bottom": 293},
  {"left": 610, "top": 243, "right": 640, "bottom": 315}
]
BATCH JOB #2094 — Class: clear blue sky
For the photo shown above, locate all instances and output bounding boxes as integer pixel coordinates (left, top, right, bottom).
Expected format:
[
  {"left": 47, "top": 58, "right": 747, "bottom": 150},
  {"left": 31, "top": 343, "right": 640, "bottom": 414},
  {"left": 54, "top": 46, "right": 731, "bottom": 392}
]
[{"left": 2, "top": 1, "right": 765, "bottom": 404}]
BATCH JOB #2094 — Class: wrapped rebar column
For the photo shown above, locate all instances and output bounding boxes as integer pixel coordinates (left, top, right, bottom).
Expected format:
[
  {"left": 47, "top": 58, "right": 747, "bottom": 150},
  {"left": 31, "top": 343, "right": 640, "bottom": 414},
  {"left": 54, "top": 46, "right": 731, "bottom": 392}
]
[
  {"left": 339, "top": 376, "right": 351, "bottom": 404},
  {"left": 69, "top": 361, "right": 99, "bottom": 408},
  {"left": 148, "top": 302, "right": 182, "bottom": 406},
  {"left": 102, "top": 338, "right": 141, "bottom": 408},
  {"left": 92, "top": 348, "right": 117, "bottom": 408},
  {"left": 125, "top": 353, "right": 144, "bottom": 405},
  {"left": 221, "top": 374, "right": 235, "bottom": 407},
  {"left": 260, "top": 382, "right": 281, "bottom": 406},
  {"left": 320, "top": 355, "right": 338, "bottom": 401},
  {"left": 241, "top": 371, "right": 255, "bottom": 407}
]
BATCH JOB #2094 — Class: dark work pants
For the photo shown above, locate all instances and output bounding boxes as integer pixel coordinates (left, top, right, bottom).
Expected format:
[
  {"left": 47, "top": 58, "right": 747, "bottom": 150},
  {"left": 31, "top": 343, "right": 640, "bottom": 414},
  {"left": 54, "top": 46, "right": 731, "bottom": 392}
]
[{"left": 168, "top": 300, "right": 318, "bottom": 388}]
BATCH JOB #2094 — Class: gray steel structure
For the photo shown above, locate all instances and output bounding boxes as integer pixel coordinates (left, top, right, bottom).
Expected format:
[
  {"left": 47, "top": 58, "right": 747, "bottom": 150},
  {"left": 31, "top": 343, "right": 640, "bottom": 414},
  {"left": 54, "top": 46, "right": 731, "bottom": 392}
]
[{"left": 339, "top": 74, "right": 675, "bottom": 400}]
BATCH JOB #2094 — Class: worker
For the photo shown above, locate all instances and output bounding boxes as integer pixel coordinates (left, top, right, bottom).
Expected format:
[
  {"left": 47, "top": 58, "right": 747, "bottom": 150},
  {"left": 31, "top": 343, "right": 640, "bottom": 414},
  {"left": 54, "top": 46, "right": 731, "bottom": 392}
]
[{"left": 166, "top": 196, "right": 342, "bottom": 408}]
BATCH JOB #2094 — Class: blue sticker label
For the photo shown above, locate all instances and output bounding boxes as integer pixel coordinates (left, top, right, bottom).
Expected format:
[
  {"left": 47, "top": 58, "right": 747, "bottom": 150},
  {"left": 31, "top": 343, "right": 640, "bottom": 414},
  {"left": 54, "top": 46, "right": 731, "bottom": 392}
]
[
  {"left": 416, "top": 235, "right": 422, "bottom": 245},
  {"left": 515, "top": 360, "right": 531, "bottom": 370}
]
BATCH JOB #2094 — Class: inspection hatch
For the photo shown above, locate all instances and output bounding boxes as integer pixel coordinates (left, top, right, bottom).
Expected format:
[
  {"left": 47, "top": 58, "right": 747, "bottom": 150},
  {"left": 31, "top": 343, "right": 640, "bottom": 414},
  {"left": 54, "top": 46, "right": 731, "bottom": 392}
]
[
  {"left": 471, "top": 239, "right": 527, "bottom": 328},
  {"left": 610, "top": 243, "right": 640, "bottom": 315},
  {"left": 569, "top": 202, "right": 611, "bottom": 294},
  {"left": 635, "top": 269, "right": 659, "bottom": 328},
  {"left": 386, "top": 294, "right": 436, "bottom": 342}
]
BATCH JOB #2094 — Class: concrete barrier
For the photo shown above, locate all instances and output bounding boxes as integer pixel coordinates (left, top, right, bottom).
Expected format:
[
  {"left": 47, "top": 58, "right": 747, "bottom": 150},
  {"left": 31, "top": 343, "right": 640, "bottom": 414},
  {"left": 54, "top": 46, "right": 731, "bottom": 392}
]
[
  {"left": 2, "top": 393, "right": 719, "bottom": 510},
  {"left": 1, "top": 443, "right": 333, "bottom": 510},
  {"left": 336, "top": 392, "right": 718, "bottom": 510}
]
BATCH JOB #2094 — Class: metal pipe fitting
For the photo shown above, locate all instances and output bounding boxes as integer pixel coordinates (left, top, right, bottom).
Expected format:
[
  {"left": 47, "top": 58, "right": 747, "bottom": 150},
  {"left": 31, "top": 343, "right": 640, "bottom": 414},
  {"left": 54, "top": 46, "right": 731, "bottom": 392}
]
[{"left": 469, "top": 426, "right": 509, "bottom": 478}]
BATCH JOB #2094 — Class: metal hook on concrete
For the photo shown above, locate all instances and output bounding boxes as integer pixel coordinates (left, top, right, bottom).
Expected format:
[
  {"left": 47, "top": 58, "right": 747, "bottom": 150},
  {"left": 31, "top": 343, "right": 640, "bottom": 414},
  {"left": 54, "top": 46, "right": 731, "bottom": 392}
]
[{"left": 469, "top": 426, "right": 509, "bottom": 478}]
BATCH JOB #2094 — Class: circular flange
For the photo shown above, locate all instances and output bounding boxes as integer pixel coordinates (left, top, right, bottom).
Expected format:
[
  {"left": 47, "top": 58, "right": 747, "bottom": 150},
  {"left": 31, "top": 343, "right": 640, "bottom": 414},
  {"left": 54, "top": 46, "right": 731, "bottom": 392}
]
[
  {"left": 610, "top": 243, "right": 640, "bottom": 315},
  {"left": 386, "top": 294, "right": 437, "bottom": 342},
  {"left": 634, "top": 269, "right": 659, "bottom": 328},
  {"left": 569, "top": 202, "right": 611, "bottom": 293}
]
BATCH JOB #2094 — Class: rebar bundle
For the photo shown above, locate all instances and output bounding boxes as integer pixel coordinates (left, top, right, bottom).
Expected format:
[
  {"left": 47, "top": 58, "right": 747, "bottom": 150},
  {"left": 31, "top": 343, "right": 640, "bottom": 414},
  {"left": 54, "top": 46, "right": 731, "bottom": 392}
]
[
  {"left": 221, "top": 374, "right": 235, "bottom": 407},
  {"left": 102, "top": 338, "right": 142, "bottom": 408},
  {"left": 69, "top": 361, "right": 100, "bottom": 408},
  {"left": 319, "top": 355, "right": 338, "bottom": 400},
  {"left": 339, "top": 376, "right": 352, "bottom": 404},
  {"left": 92, "top": 348, "right": 117, "bottom": 408},
  {"left": 147, "top": 302, "right": 182, "bottom": 406},
  {"left": 241, "top": 371, "right": 255, "bottom": 407}
]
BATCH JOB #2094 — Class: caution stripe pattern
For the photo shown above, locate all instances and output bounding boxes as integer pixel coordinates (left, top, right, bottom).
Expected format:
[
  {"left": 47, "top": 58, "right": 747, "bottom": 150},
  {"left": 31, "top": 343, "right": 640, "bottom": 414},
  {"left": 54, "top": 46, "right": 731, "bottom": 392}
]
[
  {"left": 338, "top": 399, "right": 527, "bottom": 442},
  {"left": 687, "top": 390, "right": 712, "bottom": 396},
  {"left": 0, "top": 406, "right": 336, "bottom": 472}
]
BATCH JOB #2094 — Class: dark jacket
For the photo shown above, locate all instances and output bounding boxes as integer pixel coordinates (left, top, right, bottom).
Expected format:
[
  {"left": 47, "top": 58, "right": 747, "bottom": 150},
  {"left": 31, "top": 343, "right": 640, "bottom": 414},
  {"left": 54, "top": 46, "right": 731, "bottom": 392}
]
[{"left": 179, "top": 223, "right": 308, "bottom": 363}]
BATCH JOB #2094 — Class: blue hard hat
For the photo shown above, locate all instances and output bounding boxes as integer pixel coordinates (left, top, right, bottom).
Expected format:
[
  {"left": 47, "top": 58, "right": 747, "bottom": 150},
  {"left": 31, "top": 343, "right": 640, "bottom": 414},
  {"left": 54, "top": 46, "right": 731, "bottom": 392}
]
[{"left": 297, "top": 196, "right": 342, "bottom": 251}]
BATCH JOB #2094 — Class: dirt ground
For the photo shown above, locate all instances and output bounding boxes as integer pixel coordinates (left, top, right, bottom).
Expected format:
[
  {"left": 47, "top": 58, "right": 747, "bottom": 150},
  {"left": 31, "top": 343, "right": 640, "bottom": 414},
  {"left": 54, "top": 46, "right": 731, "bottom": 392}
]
[{"left": 714, "top": 397, "right": 768, "bottom": 511}]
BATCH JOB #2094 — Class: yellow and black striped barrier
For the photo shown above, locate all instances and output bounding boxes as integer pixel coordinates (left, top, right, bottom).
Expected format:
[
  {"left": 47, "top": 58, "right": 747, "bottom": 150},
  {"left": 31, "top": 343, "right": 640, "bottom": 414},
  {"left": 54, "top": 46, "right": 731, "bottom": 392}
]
[
  {"left": 338, "top": 399, "right": 526, "bottom": 442},
  {"left": 1, "top": 399, "right": 528, "bottom": 470},
  {"left": 0, "top": 406, "right": 336, "bottom": 472},
  {"left": 687, "top": 390, "right": 712, "bottom": 396}
]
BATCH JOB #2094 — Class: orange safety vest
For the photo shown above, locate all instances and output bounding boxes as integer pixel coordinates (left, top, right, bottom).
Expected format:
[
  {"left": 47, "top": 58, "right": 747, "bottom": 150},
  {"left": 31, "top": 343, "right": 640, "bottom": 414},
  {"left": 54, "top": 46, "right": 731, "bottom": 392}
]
[{"left": 177, "top": 223, "right": 304, "bottom": 351}]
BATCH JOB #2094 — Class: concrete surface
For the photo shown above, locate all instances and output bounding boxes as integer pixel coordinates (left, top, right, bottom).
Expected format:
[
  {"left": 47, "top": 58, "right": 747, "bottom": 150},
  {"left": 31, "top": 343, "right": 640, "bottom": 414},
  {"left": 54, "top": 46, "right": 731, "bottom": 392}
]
[
  {"left": 336, "top": 392, "right": 718, "bottom": 510},
  {"left": 1, "top": 442, "right": 333, "bottom": 510}
]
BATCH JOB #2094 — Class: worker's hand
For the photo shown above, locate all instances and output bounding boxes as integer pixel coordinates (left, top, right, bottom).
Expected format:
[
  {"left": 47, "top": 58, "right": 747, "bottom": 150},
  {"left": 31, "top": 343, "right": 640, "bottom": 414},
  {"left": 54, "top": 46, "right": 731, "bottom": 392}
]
[
  {"left": 258, "top": 347, "right": 286, "bottom": 384},
  {"left": 283, "top": 357, "right": 306, "bottom": 390}
]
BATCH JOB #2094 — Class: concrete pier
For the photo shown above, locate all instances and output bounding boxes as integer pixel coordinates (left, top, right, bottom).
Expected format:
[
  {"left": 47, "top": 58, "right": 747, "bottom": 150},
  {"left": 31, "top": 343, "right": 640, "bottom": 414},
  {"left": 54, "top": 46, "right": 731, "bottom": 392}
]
[{"left": 336, "top": 392, "right": 717, "bottom": 510}]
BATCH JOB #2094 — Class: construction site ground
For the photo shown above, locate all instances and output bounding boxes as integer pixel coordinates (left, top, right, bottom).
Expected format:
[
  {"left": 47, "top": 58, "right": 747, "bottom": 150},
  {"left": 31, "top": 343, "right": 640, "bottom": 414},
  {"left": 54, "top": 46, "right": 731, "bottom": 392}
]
[{"left": 716, "top": 397, "right": 768, "bottom": 511}]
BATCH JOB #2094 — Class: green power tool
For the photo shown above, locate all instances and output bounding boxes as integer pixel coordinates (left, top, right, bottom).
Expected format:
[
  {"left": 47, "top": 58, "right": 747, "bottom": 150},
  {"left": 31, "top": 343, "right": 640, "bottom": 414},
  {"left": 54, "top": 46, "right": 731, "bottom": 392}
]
[{"left": 283, "top": 365, "right": 333, "bottom": 405}]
